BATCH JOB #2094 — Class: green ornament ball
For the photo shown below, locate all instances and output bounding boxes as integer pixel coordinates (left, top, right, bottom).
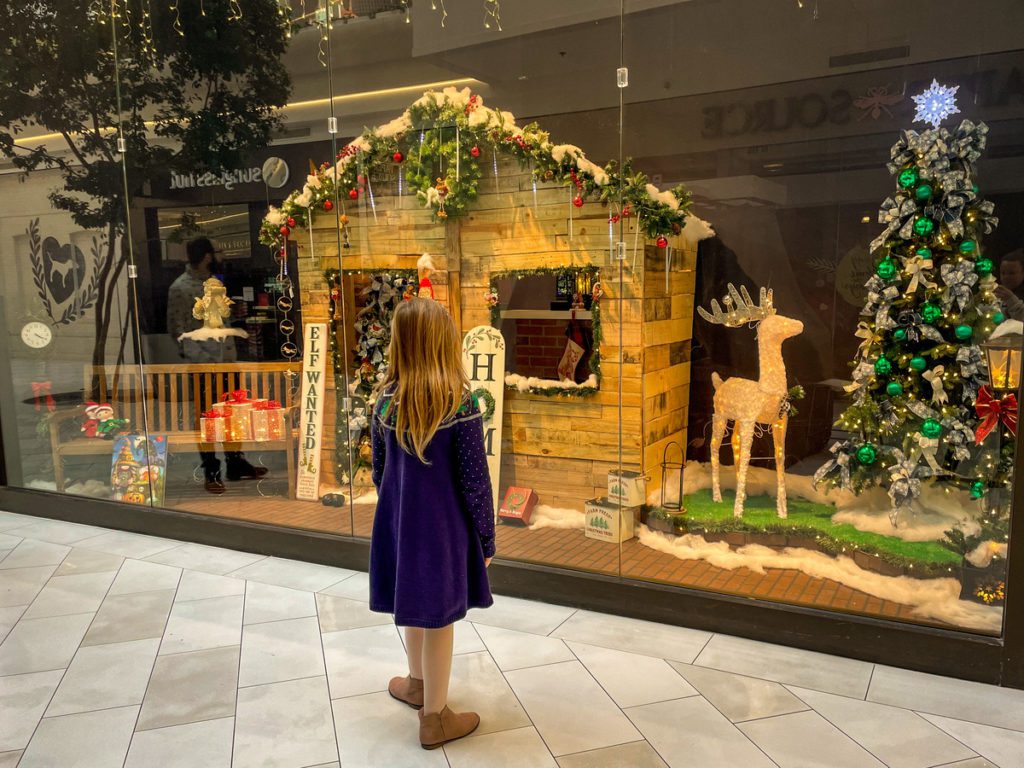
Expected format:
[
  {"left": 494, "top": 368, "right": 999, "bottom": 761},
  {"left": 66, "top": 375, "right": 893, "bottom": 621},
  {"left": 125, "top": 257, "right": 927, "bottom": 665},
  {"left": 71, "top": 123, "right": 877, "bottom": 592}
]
[
  {"left": 976, "top": 258, "right": 993, "bottom": 276},
  {"left": 993, "top": 311, "right": 1006, "bottom": 324},
  {"left": 856, "top": 444, "right": 878, "bottom": 465},
  {"left": 898, "top": 167, "right": 919, "bottom": 189},
  {"left": 970, "top": 480, "right": 985, "bottom": 500},
  {"left": 959, "top": 239, "right": 977, "bottom": 254},
  {"left": 972, "top": 183, "right": 979, "bottom": 195},
  {"left": 921, "top": 418, "right": 942, "bottom": 439},
  {"left": 876, "top": 259, "right": 897, "bottom": 280},
  {"left": 910, "top": 356, "right": 928, "bottom": 372},
  {"left": 915, "top": 184, "right": 933, "bottom": 201},
  {"left": 915, "top": 247, "right": 932, "bottom": 259},
  {"left": 893, "top": 328, "right": 907, "bottom": 342},
  {"left": 920, "top": 302, "right": 942, "bottom": 324},
  {"left": 913, "top": 216, "right": 936, "bottom": 237},
  {"left": 955, "top": 324, "right": 973, "bottom": 340},
  {"left": 874, "top": 357, "right": 892, "bottom": 376},
  {"left": 886, "top": 381, "right": 903, "bottom": 397}
]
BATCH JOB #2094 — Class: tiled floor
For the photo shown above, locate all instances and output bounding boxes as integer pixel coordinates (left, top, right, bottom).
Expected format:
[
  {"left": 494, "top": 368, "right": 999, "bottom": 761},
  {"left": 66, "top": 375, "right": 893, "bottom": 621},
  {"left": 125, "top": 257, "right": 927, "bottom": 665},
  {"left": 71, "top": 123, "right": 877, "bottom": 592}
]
[{"left": 1, "top": 510, "right": 1022, "bottom": 767}]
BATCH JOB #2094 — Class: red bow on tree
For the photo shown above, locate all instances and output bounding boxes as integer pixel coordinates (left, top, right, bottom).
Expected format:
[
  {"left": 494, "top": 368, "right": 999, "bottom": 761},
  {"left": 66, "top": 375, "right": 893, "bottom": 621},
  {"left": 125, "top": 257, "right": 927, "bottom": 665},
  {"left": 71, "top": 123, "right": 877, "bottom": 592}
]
[
  {"left": 31, "top": 381, "right": 55, "bottom": 412},
  {"left": 974, "top": 385, "right": 1018, "bottom": 444}
]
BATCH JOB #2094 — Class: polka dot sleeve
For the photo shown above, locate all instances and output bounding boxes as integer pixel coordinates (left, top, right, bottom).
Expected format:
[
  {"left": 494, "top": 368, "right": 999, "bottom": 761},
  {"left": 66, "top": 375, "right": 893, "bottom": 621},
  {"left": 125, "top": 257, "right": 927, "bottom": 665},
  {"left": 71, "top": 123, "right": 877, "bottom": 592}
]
[
  {"left": 454, "top": 400, "right": 496, "bottom": 558},
  {"left": 371, "top": 401, "right": 387, "bottom": 490}
]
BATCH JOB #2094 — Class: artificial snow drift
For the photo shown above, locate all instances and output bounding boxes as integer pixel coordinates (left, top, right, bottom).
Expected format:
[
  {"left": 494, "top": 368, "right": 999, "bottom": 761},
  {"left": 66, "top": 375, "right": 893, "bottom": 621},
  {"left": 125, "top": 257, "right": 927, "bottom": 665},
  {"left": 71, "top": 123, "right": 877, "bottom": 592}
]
[{"left": 638, "top": 526, "right": 1001, "bottom": 633}]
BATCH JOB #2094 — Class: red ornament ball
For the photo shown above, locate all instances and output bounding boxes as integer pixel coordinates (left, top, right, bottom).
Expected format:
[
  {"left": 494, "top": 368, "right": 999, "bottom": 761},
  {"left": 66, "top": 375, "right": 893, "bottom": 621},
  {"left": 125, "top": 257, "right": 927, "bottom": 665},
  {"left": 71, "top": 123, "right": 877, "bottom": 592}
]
[
  {"left": 609, "top": 214, "right": 620, "bottom": 224},
  {"left": 286, "top": 217, "right": 296, "bottom": 228},
  {"left": 279, "top": 225, "right": 290, "bottom": 236},
  {"left": 357, "top": 174, "right": 367, "bottom": 185},
  {"left": 392, "top": 151, "right": 404, "bottom": 163},
  {"left": 348, "top": 189, "right": 359, "bottom": 200},
  {"left": 656, "top": 236, "right": 668, "bottom": 248},
  {"left": 470, "top": 146, "right": 481, "bottom": 158},
  {"left": 323, "top": 200, "right": 334, "bottom": 211},
  {"left": 621, "top": 205, "right": 631, "bottom": 218},
  {"left": 573, "top": 196, "right": 584, "bottom": 208}
]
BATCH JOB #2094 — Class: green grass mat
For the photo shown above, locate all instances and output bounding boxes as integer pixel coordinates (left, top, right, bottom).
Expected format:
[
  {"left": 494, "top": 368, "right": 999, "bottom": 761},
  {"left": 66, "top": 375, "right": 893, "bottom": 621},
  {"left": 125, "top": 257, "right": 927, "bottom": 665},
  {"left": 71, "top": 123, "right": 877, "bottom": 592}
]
[{"left": 650, "top": 489, "right": 960, "bottom": 574}]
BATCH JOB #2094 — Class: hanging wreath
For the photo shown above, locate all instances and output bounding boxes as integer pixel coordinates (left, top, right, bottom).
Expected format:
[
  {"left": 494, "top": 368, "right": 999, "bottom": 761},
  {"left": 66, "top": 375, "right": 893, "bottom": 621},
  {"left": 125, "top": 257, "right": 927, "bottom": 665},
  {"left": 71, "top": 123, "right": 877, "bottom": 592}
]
[{"left": 472, "top": 387, "right": 496, "bottom": 422}]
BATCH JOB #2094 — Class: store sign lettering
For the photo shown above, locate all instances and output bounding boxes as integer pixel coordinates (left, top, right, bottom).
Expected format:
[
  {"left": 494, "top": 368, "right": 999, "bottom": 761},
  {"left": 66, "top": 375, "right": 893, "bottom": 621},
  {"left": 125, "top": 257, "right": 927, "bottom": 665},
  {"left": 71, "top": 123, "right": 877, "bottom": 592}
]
[
  {"left": 462, "top": 326, "right": 506, "bottom": 518},
  {"left": 702, "top": 90, "right": 854, "bottom": 139},
  {"left": 701, "top": 66, "right": 1024, "bottom": 140},
  {"left": 296, "top": 323, "right": 327, "bottom": 501},
  {"left": 169, "top": 168, "right": 263, "bottom": 191}
]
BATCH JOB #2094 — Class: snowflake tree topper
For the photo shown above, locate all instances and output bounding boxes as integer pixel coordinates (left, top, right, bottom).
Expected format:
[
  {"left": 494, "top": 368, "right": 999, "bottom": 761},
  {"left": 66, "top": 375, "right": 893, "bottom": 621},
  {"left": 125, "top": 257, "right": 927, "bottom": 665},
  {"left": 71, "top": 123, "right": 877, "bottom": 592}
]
[{"left": 912, "top": 79, "right": 960, "bottom": 129}]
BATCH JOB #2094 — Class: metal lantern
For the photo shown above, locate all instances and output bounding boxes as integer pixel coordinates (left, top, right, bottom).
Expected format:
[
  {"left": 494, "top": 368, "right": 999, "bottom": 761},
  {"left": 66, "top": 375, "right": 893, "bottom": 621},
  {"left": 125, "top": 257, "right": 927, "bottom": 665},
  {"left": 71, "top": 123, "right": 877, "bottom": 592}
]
[
  {"left": 983, "top": 331, "right": 1024, "bottom": 392},
  {"left": 661, "top": 441, "right": 685, "bottom": 511}
]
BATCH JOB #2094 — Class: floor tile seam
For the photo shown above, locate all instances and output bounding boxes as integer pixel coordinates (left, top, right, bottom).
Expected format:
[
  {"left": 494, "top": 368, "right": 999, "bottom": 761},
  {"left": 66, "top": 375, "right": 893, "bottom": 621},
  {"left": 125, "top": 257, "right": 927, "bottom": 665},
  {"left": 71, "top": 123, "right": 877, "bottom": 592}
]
[
  {"left": 557, "top": 641, "right": 647, "bottom": 746},
  {"left": 627, "top": 688, "right": 783, "bottom": 768},
  {"left": 200, "top": 554, "right": 272, "bottom": 579},
  {"left": 543, "top": 608, "right": 580, "bottom": 638},
  {"left": 16, "top": 554, "right": 127, "bottom": 757},
  {"left": 313, "top": 591, "right": 343, "bottom": 768},
  {"left": 156, "top": 639, "right": 241, "bottom": 658},
  {"left": 243, "top": 610, "right": 321, "bottom": 629},
  {"left": 315, "top": 571, "right": 361, "bottom": 595},
  {"left": 121, "top": 557, "right": 185, "bottom": 768},
  {"left": 127, "top": 714, "right": 235, "bottom": 737},
  {"left": 767, "top": 693, "right": 906, "bottom": 768},
  {"left": 864, "top": 663, "right": 877, "bottom": 701},
  {"left": 910, "top": 708, "right": 1024, "bottom": 737},
  {"left": 487, "top": 648, "right": 554, "bottom": 757},
  {"left": 557, "top": 635, "right": 704, "bottom": 668},
  {"left": 228, "top": 578, "right": 249, "bottom": 768},
  {"left": 19, "top": 571, "right": 124, "bottom": 623},
  {"left": 691, "top": 659, "right": 870, "bottom": 700}
]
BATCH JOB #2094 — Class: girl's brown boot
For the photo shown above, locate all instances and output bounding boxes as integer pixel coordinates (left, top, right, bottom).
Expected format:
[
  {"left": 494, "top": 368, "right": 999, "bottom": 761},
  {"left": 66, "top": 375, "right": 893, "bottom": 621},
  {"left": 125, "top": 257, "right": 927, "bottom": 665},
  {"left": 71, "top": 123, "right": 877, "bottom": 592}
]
[
  {"left": 388, "top": 675, "right": 424, "bottom": 709},
  {"left": 418, "top": 706, "right": 480, "bottom": 749}
]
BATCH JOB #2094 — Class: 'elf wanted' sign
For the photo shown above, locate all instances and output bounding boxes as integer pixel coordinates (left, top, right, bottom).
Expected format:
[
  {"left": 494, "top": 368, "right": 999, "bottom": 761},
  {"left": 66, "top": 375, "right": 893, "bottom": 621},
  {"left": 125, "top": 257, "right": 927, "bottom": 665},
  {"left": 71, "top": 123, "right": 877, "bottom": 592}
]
[{"left": 296, "top": 323, "right": 327, "bottom": 500}]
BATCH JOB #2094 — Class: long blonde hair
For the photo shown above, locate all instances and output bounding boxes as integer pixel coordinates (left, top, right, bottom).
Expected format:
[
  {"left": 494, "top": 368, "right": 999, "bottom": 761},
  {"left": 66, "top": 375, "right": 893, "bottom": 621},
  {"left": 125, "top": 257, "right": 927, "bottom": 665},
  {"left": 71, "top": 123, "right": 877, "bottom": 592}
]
[{"left": 377, "top": 298, "right": 468, "bottom": 462}]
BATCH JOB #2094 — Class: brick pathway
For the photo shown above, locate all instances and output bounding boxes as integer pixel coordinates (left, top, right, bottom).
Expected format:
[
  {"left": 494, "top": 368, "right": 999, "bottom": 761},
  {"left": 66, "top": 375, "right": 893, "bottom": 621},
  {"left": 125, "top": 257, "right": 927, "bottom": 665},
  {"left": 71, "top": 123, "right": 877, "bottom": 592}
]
[{"left": 164, "top": 493, "right": 922, "bottom": 624}]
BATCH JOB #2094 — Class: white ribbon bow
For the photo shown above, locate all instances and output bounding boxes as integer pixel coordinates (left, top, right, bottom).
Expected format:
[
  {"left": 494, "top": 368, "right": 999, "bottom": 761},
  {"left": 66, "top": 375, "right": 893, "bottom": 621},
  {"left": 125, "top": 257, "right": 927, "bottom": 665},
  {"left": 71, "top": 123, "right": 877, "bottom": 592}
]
[
  {"left": 921, "top": 365, "right": 948, "bottom": 405},
  {"left": 910, "top": 433, "right": 943, "bottom": 473},
  {"left": 904, "top": 256, "right": 936, "bottom": 294}
]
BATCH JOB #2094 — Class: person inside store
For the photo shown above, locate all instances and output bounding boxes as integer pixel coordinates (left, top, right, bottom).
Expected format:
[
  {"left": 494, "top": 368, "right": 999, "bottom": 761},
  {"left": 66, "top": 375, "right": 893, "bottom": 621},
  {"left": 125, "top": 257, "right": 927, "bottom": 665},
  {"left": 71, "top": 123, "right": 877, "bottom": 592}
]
[
  {"left": 168, "top": 237, "right": 268, "bottom": 494},
  {"left": 995, "top": 248, "right": 1024, "bottom": 321},
  {"left": 369, "top": 295, "right": 494, "bottom": 750}
]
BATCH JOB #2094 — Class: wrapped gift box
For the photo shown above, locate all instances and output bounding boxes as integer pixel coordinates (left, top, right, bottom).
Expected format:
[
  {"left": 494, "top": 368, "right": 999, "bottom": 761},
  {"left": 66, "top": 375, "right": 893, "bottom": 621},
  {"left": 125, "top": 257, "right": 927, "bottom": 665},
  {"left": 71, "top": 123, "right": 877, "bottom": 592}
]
[
  {"left": 585, "top": 497, "right": 637, "bottom": 543},
  {"left": 200, "top": 412, "right": 226, "bottom": 443},
  {"left": 499, "top": 486, "right": 538, "bottom": 526},
  {"left": 222, "top": 389, "right": 254, "bottom": 442},
  {"left": 608, "top": 469, "right": 646, "bottom": 508},
  {"left": 252, "top": 400, "right": 286, "bottom": 441}
]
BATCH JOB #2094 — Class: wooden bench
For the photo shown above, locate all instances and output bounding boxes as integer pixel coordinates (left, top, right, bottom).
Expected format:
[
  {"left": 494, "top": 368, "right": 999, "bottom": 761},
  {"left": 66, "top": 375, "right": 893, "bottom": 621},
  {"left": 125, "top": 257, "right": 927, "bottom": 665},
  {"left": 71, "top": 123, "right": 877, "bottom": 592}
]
[{"left": 49, "top": 363, "right": 300, "bottom": 496}]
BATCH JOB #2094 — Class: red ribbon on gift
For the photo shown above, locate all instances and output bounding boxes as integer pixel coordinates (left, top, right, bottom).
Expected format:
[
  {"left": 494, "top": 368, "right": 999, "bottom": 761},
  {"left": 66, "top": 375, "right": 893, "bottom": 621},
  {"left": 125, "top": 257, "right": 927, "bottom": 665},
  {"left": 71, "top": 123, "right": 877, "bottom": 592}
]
[
  {"left": 31, "top": 381, "right": 55, "bottom": 412},
  {"left": 975, "top": 385, "right": 1018, "bottom": 444},
  {"left": 253, "top": 400, "right": 282, "bottom": 411},
  {"left": 221, "top": 388, "right": 251, "bottom": 404},
  {"left": 201, "top": 410, "right": 226, "bottom": 419}
]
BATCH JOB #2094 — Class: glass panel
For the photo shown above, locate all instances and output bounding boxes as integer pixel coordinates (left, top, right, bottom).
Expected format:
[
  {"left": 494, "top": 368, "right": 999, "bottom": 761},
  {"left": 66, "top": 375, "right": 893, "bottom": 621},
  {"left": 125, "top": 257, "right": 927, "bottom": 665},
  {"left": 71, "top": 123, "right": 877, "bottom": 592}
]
[
  {"left": 624, "top": 0, "right": 1024, "bottom": 635},
  {"left": 0, "top": 5, "right": 145, "bottom": 503}
]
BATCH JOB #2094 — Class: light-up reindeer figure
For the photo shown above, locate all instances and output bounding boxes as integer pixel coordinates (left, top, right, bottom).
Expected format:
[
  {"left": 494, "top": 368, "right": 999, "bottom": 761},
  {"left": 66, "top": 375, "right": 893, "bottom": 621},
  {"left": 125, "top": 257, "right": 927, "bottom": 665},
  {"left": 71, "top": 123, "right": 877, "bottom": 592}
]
[{"left": 698, "top": 285, "right": 804, "bottom": 518}]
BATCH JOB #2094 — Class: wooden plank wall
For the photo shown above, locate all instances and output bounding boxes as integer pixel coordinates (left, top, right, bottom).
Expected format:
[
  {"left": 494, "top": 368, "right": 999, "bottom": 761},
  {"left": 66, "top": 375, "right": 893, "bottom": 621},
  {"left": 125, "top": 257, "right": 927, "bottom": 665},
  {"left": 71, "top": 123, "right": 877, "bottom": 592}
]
[{"left": 294, "top": 154, "right": 697, "bottom": 508}]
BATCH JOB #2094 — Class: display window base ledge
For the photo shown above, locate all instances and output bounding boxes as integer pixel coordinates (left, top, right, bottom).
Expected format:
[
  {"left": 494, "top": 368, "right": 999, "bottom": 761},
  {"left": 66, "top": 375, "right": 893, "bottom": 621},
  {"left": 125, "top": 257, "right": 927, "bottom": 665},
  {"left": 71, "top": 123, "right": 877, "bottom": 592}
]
[{"left": 1, "top": 484, "right": 1021, "bottom": 690}]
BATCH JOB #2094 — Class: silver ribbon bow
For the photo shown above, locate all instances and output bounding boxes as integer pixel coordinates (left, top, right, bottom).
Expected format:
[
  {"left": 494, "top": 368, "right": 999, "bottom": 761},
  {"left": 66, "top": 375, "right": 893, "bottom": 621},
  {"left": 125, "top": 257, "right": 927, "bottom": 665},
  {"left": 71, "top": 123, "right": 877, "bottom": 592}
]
[
  {"left": 910, "top": 433, "right": 942, "bottom": 473},
  {"left": 844, "top": 361, "right": 876, "bottom": 394},
  {"left": 871, "top": 196, "right": 918, "bottom": 254},
  {"left": 940, "top": 261, "right": 978, "bottom": 311},
  {"left": 922, "top": 365, "right": 948, "bottom": 405},
  {"left": 888, "top": 454, "right": 923, "bottom": 508},
  {"left": 814, "top": 442, "right": 855, "bottom": 489},
  {"left": 863, "top": 276, "right": 899, "bottom": 316}
]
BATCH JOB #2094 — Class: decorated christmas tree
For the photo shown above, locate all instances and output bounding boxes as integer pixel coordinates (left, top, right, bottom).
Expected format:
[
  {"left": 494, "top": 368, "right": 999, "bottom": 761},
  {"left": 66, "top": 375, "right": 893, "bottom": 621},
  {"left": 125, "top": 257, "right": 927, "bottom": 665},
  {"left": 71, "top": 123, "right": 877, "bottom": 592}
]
[{"left": 816, "top": 81, "right": 1013, "bottom": 516}]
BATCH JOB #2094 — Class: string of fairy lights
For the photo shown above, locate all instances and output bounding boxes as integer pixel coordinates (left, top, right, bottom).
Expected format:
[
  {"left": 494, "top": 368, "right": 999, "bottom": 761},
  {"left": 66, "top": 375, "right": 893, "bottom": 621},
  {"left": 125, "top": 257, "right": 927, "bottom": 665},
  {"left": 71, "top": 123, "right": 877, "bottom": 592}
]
[{"left": 91, "top": 1, "right": 504, "bottom": 67}]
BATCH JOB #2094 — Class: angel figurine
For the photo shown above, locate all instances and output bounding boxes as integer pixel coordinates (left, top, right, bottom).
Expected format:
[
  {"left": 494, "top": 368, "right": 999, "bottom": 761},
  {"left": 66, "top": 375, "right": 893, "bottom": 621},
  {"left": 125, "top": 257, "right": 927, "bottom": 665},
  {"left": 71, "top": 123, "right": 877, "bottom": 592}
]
[{"left": 193, "top": 278, "right": 233, "bottom": 330}]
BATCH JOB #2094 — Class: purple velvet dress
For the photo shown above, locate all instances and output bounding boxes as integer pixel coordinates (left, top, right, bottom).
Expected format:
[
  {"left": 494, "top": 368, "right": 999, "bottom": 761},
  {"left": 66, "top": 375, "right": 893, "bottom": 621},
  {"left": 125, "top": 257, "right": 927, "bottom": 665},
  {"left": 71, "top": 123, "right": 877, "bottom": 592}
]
[{"left": 369, "top": 389, "right": 495, "bottom": 628}]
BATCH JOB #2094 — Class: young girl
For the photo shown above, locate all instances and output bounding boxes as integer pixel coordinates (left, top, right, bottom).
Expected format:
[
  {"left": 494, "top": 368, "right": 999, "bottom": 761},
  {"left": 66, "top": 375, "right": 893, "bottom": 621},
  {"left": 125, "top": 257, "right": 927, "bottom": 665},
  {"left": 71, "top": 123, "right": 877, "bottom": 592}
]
[{"left": 369, "top": 296, "right": 495, "bottom": 750}]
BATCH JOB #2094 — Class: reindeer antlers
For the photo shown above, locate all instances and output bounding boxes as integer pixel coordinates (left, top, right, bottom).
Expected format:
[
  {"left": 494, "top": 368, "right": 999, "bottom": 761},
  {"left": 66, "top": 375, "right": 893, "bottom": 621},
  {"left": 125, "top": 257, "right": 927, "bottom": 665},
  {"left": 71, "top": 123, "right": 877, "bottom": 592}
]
[{"left": 697, "top": 283, "right": 775, "bottom": 327}]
